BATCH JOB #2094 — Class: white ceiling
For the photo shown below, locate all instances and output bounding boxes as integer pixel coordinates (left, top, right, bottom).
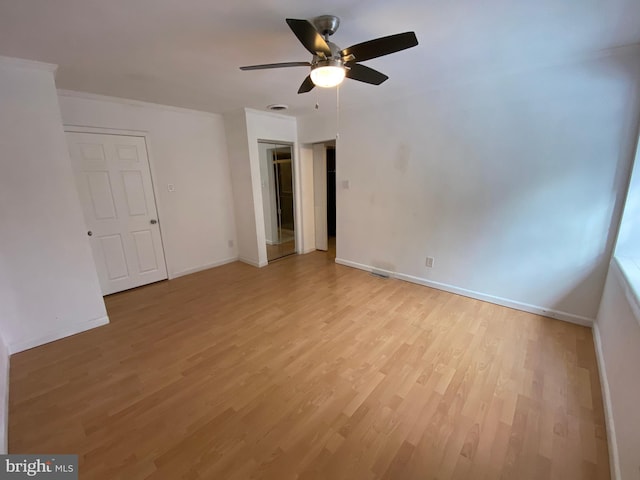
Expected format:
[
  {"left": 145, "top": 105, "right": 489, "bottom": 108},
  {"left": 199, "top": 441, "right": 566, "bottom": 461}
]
[{"left": 1, "top": 0, "right": 639, "bottom": 116}]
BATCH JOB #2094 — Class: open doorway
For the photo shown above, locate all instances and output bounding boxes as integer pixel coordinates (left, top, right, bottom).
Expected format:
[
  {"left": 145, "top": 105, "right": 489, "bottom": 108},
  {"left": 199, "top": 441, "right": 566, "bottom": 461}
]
[
  {"left": 326, "top": 146, "right": 336, "bottom": 258},
  {"left": 259, "top": 141, "right": 296, "bottom": 262},
  {"left": 313, "top": 140, "right": 336, "bottom": 258}
]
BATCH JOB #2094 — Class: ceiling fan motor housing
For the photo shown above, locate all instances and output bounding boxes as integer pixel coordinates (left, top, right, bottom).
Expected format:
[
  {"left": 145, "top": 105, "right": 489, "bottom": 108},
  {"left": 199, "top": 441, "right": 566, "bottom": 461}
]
[
  {"left": 313, "top": 15, "right": 340, "bottom": 39},
  {"left": 312, "top": 41, "right": 344, "bottom": 65}
]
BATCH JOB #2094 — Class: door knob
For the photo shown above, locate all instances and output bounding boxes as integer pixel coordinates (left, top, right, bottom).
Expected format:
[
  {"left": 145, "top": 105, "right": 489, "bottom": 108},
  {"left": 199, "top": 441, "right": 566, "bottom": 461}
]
[
  {"left": 87, "top": 231, "right": 92, "bottom": 236},
  {"left": 150, "top": 219, "right": 158, "bottom": 225}
]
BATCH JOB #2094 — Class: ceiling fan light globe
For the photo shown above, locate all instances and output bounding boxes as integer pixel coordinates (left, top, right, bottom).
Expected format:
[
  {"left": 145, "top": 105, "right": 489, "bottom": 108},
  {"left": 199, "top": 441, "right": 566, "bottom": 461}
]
[{"left": 310, "top": 65, "right": 345, "bottom": 88}]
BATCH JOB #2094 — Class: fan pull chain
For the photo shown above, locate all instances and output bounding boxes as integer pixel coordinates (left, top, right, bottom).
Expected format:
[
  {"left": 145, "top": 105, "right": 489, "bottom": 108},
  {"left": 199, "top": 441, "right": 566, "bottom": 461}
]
[{"left": 336, "top": 84, "right": 340, "bottom": 140}]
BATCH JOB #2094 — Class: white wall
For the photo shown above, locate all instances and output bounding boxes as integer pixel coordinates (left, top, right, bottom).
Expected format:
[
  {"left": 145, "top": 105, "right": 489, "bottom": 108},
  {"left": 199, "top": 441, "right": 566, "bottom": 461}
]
[
  {"left": 224, "top": 109, "right": 261, "bottom": 266},
  {"left": 615, "top": 128, "right": 640, "bottom": 259},
  {"left": 594, "top": 260, "right": 640, "bottom": 480},
  {"left": 58, "top": 91, "right": 237, "bottom": 278},
  {"left": 299, "top": 51, "right": 640, "bottom": 323},
  {"left": 0, "top": 255, "right": 17, "bottom": 451},
  {"left": 597, "top": 107, "right": 640, "bottom": 480},
  {"left": 0, "top": 58, "right": 108, "bottom": 353},
  {"left": 0, "top": 327, "right": 8, "bottom": 454}
]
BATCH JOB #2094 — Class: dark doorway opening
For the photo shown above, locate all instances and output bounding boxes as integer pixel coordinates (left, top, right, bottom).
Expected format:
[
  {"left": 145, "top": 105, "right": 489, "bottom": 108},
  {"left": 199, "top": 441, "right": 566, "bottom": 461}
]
[{"left": 327, "top": 147, "right": 336, "bottom": 238}]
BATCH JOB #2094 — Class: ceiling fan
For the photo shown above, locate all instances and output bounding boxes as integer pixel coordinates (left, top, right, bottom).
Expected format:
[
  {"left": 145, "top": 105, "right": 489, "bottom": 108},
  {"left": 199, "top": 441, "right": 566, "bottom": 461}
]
[{"left": 239, "top": 15, "right": 418, "bottom": 94}]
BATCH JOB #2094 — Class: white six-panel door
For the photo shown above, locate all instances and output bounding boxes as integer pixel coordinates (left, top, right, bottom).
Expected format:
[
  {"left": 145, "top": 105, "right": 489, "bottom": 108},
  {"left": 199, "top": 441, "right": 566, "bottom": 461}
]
[{"left": 67, "top": 132, "right": 167, "bottom": 295}]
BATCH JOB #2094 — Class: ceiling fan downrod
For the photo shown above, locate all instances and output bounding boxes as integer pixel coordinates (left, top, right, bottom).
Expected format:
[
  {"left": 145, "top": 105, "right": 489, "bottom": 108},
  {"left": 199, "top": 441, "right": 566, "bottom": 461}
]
[{"left": 312, "top": 15, "right": 340, "bottom": 41}]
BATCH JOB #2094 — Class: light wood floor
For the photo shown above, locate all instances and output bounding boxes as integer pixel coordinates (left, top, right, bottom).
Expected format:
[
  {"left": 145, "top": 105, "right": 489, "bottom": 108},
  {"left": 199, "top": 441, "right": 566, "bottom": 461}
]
[{"left": 9, "top": 251, "right": 609, "bottom": 479}]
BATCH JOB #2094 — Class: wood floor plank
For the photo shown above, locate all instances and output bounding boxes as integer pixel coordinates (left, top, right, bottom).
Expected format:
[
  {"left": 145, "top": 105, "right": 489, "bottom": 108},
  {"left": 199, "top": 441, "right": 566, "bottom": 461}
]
[{"left": 8, "top": 251, "right": 610, "bottom": 479}]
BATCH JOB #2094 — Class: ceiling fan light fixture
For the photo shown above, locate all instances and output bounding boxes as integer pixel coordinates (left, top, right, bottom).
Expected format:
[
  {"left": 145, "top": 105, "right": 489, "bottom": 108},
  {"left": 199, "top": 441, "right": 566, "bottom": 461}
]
[
  {"left": 310, "top": 60, "right": 345, "bottom": 88},
  {"left": 239, "top": 16, "right": 419, "bottom": 95}
]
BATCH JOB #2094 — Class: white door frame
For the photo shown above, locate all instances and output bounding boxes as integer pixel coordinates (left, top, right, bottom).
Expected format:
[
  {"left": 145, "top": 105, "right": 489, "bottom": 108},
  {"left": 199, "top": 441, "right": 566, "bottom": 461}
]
[
  {"left": 313, "top": 143, "right": 328, "bottom": 251},
  {"left": 64, "top": 125, "right": 171, "bottom": 283}
]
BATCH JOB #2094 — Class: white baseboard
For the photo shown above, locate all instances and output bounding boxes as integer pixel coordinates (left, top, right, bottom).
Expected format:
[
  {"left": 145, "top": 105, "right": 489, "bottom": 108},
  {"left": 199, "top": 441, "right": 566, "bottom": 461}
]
[
  {"left": 238, "top": 256, "right": 268, "bottom": 268},
  {"left": 592, "top": 322, "right": 621, "bottom": 480},
  {"left": 334, "top": 258, "right": 594, "bottom": 327},
  {"left": 169, "top": 256, "right": 239, "bottom": 279},
  {"left": 8, "top": 315, "right": 109, "bottom": 354}
]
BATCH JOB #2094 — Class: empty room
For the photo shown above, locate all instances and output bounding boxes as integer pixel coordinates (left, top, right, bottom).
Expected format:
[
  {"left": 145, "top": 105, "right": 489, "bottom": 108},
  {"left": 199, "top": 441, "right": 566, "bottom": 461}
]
[{"left": 1, "top": 1, "right": 640, "bottom": 479}]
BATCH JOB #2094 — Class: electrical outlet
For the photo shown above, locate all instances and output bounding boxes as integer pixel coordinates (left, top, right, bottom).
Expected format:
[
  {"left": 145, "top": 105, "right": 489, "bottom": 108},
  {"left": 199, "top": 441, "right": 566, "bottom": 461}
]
[
  {"left": 167, "top": 183, "right": 175, "bottom": 192},
  {"left": 426, "top": 256, "right": 434, "bottom": 268}
]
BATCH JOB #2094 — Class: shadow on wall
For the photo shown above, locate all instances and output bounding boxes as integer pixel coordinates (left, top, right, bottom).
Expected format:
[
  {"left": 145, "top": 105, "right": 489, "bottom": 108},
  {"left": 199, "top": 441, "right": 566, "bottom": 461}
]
[
  {"left": 498, "top": 52, "right": 640, "bottom": 318},
  {"left": 337, "top": 49, "right": 640, "bottom": 320}
]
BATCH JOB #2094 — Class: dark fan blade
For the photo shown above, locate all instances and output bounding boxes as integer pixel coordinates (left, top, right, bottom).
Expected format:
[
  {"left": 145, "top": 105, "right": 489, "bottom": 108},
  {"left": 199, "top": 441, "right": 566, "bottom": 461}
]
[
  {"left": 286, "top": 18, "right": 332, "bottom": 57},
  {"left": 297, "top": 75, "right": 315, "bottom": 94},
  {"left": 341, "top": 32, "right": 418, "bottom": 62},
  {"left": 345, "top": 63, "right": 389, "bottom": 85},
  {"left": 240, "top": 61, "right": 311, "bottom": 71}
]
